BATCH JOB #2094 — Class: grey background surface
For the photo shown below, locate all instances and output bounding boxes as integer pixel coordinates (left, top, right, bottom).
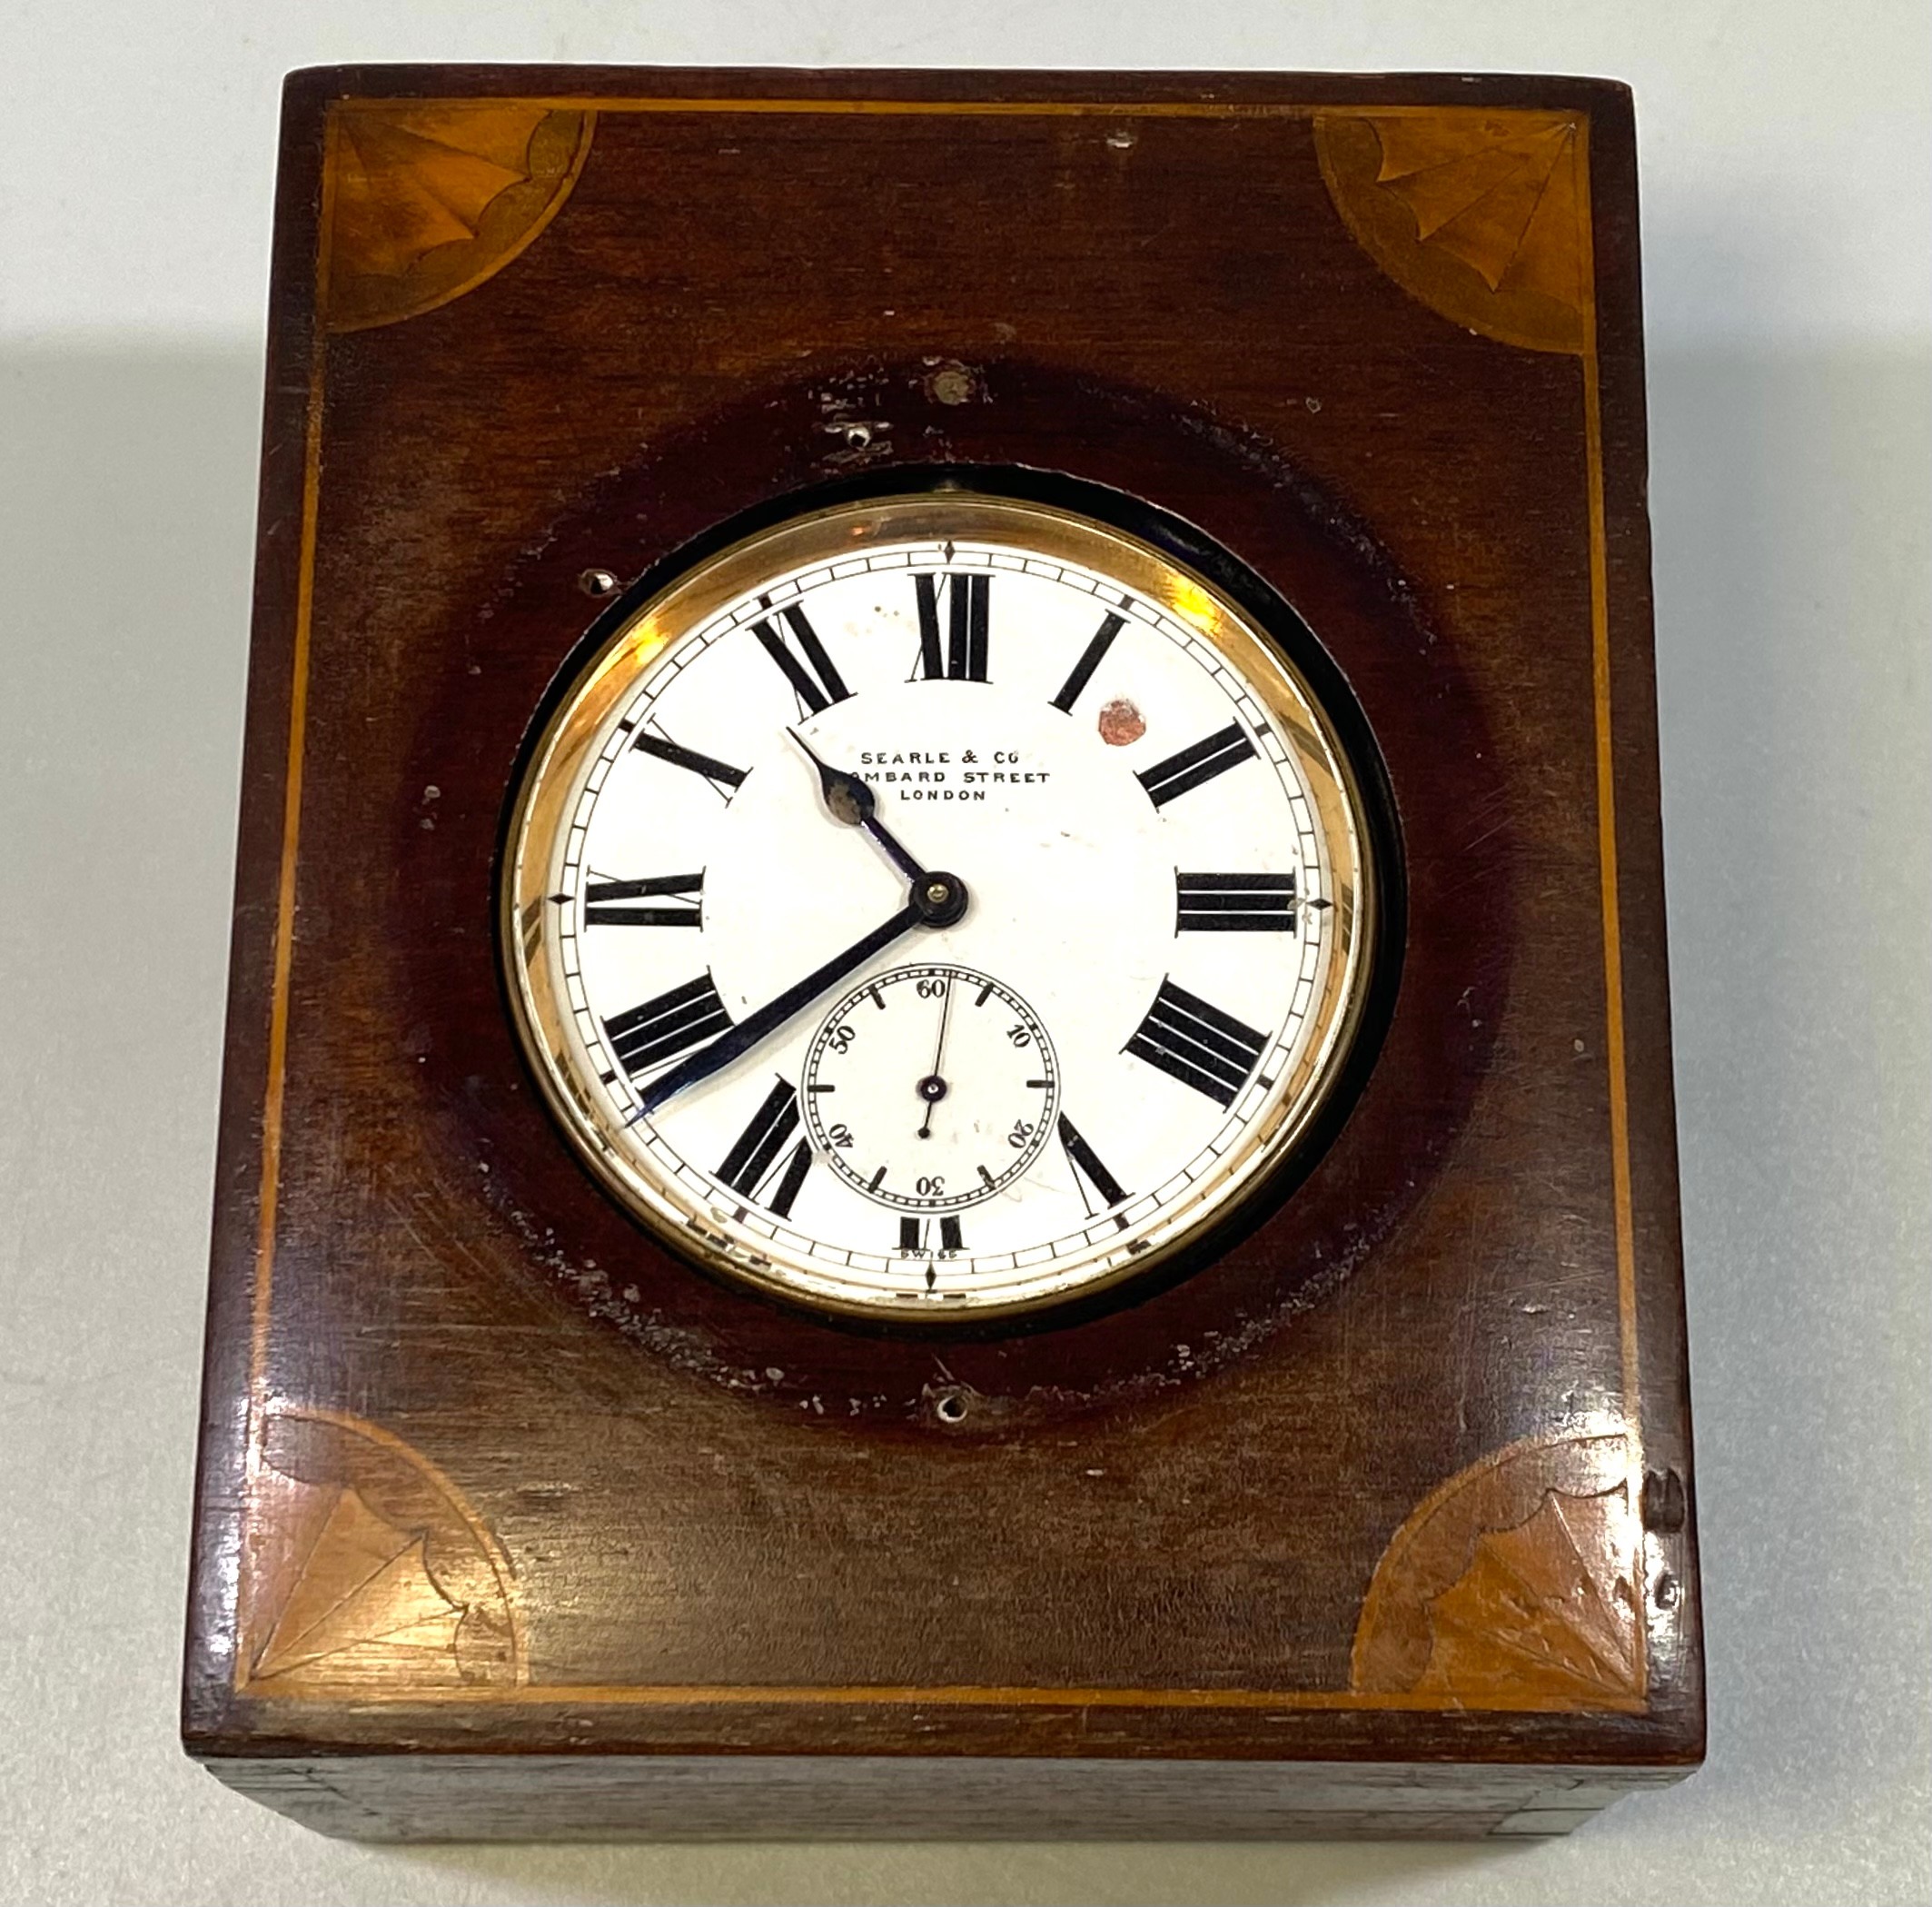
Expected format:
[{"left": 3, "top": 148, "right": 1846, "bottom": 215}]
[{"left": 2, "top": 5, "right": 1927, "bottom": 1903}]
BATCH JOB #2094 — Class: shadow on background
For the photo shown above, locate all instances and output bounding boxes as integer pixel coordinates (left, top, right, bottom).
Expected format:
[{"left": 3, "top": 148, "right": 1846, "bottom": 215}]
[{"left": 1, "top": 335, "right": 1926, "bottom": 1907}]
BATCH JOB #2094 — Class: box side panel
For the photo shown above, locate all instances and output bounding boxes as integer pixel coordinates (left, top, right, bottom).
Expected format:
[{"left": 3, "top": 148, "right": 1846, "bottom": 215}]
[{"left": 200, "top": 1752, "right": 1689, "bottom": 1842}]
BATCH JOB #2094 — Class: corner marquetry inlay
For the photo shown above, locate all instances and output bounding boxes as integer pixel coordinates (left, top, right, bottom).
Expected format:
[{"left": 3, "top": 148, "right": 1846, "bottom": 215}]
[
  {"left": 1314, "top": 109, "right": 1590, "bottom": 354},
  {"left": 323, "top": 101, "right": 593, "bottom": 332},
  {"left": 1352, "top": 1431, "right": 1644, "bottom": 1709},
  {"left": 240, "top": 1406, "right": 522, "bottom": 1695}
]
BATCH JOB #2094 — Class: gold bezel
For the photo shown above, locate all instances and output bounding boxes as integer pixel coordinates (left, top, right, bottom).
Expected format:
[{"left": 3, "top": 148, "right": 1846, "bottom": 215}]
[{"left": 500, "top": 490, "right": 1379, "bottom": 1321}]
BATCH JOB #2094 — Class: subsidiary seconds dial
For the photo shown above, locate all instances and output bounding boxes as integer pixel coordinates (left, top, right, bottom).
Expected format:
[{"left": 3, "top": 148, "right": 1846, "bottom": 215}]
[
  {"left": 501, "top": 485, "right": 1382, "bottom": 1321},
  {"left": 803, "top": 965, "right": 1059, "bottom": 1217}
]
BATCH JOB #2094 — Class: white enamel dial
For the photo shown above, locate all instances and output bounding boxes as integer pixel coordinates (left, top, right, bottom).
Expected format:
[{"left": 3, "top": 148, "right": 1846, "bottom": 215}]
[{"left": 503, "top": 491, "right": 1377, "bottom": 1320}]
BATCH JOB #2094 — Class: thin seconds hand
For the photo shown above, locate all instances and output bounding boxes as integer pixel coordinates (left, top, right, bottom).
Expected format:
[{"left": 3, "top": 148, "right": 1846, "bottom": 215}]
[{"left": 916, "top": 976, "right": 955, "bottom": 1138}]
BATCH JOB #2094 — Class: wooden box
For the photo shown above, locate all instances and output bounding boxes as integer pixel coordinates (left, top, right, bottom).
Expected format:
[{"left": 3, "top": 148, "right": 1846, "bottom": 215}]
[{"left": 183, "top": 65, "right": 1702, "bottom": 1838}]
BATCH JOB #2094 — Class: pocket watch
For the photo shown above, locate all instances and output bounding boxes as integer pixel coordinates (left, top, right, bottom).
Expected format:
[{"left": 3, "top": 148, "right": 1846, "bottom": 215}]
[{"left": 501, "top": 478, "right": 1383, "bottom": 1322}]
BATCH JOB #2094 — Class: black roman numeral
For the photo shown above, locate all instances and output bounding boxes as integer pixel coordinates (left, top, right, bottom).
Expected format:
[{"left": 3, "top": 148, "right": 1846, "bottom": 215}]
[
  {"left": 602, "top": 973, "right": 731, "bottom": 1078},
  {"left": 1058, "top": 1113, "right": 1129, "bottom": 1221},
  {"left": 1175, "top": 870, "right": 1295, "bottom": 932},
  {"left": 717, "top": 1078, "right": 813, "bottom": 1217},
  {"left": 1049, "top": 610, "right": 1125, "bottom": 712},
  {"left": 1136, "top": 722, "right": 1258, "bottom": 808},
  {"left": 584, "top": 871, "right": 703, "bottom": 928},
  {"left": 750, "top": 601, "right": 851, "bottom": 714},
  {"left": 1125, "top": 978, "right": 1270, "bottom": 1108},
  {"left": 629, "top": 727, "right": 747, "bottom": 793},
  {"left": 914, "top": 572, "right": 990, "bottom": 682},
  {"left": 897, "top": 1216, "right": 965, "bottom": 1254}
]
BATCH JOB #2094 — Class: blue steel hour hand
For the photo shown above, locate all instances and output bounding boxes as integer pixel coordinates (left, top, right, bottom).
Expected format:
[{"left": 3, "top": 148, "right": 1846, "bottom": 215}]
[
  {"left": 788, "top": 728, "right": 929, "bottom": 888},
  {"left": 636, "top": 737, "right": 971, "bottom": 1117}
]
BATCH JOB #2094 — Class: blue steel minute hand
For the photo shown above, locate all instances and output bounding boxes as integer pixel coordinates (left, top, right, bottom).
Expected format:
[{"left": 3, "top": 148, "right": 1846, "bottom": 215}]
[{"left": 639, "top": 900, "right": 924, "bottom": 1115}]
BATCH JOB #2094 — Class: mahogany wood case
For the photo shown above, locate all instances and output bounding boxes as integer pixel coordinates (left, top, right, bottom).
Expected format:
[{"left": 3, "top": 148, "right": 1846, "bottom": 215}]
[{"left": 183, "top": 65, "right": 1703, "bottom": 1839}]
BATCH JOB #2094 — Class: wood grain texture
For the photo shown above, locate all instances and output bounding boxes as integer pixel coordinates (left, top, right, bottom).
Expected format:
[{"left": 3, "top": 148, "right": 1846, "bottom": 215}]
[
  {"left": 183, "top": 64, "right": 1702, "bottom": 1838},
  {"left": 205, "top": 1755, "right": 1687, "bottom": 1842}
]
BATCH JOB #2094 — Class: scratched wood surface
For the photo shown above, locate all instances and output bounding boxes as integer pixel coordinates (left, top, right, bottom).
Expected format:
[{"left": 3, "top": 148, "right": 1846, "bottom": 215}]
[{"left": 183, "top": 65, "right": 1701, "bottom": 1837}]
